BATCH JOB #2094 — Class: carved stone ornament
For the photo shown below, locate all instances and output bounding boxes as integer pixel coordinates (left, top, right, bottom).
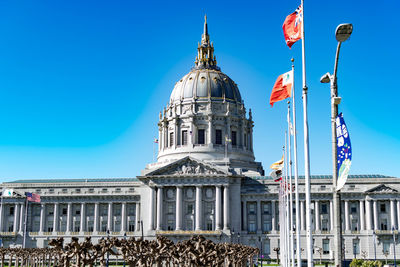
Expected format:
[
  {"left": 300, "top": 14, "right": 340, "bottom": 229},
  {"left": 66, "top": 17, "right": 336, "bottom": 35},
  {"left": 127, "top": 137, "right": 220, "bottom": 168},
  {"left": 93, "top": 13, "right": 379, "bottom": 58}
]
[
  {"left": 366, "top": 184, "right": 398, "bottom": 194},
  {"left": 149, "top": 158, "right": 226, "bottom": 176}
]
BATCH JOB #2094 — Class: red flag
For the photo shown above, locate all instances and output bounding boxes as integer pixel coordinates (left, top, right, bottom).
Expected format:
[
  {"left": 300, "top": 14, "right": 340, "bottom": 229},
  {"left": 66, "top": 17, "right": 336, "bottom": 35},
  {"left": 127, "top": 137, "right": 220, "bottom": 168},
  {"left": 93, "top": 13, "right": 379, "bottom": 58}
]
[
  {"left": 269, "top": 70, "right": 293, "bottom": 107},
  {"left": 282, "top": 5, "right": 302, "bottom": 48}
]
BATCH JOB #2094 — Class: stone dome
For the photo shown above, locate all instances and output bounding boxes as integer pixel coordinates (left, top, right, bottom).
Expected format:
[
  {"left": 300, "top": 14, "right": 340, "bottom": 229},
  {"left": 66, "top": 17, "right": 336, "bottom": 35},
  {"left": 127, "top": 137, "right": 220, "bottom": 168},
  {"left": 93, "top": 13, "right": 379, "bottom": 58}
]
[{"left": 169, "top": 69, "right": 242, "bottom": 104}]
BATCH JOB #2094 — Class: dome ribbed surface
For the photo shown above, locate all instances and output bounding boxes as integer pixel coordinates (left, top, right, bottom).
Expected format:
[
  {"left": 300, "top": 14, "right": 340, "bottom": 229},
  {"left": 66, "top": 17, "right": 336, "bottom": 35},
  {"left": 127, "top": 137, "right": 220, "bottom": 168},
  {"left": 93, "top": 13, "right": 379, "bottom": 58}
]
[{"left": 170, "top": 69, "right": 242, "bottom": 104}]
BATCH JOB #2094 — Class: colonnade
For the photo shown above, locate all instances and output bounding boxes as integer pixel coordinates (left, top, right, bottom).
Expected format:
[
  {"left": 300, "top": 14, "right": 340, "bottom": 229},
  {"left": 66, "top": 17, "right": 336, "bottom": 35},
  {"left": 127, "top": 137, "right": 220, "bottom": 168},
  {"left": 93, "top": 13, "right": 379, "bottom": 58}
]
[
  {"left": 240, "top": 198, "right": 400, "bottom": 233},
  {"left": 0, "top": 201, "right": 140, "bottom": 234},
  {"left": 149, "top": 184, "right": 230, "bottom": 232}
]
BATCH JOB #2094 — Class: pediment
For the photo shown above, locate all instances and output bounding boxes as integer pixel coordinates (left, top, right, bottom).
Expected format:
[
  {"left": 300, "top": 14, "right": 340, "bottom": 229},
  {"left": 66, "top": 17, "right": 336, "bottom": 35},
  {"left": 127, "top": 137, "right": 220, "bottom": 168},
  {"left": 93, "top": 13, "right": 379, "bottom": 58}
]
[
  {"left": 145, "top": 157, "right": 228, "bottom": 177},
  {"left": 366, "top": 184, "right": 398, "bottom": 194}
]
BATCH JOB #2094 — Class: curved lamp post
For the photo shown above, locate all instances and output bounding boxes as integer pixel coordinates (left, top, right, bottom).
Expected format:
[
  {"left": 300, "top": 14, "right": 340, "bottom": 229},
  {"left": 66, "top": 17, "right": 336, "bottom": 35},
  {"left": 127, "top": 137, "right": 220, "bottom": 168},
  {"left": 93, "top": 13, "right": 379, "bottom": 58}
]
[{"left": 320, "top": 23, "right": 353, "bottom": 267}]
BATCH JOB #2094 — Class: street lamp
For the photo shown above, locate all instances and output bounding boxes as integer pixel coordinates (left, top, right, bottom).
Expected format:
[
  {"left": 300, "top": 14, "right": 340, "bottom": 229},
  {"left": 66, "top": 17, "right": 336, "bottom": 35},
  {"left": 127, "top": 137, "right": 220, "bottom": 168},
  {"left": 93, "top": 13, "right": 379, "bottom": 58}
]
[
  {"left": 106, "top": 229, "right": 110, "bottom": 267},
  {"left": 320, "top": 22, "right": 353, "bottom": 267},
  {"left": 373, "top": 231, "right": 377, "bottom": 261},
  {"left": 123, "top": 232, "right": 127, "bottom": 267},
  {"left": 259, "top": 236, "right": 263, "bottom": 267},
  {"left": 393, "top": 226, "right": 397, "bottom": 267}
]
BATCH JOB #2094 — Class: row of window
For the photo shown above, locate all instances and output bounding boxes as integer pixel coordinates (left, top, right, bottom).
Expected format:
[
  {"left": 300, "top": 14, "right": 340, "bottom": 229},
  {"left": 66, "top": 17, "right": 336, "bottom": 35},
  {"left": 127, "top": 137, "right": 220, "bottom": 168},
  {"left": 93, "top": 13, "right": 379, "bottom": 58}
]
[{"left": 166, "top": 129, "right": 245, "bottom": 147}]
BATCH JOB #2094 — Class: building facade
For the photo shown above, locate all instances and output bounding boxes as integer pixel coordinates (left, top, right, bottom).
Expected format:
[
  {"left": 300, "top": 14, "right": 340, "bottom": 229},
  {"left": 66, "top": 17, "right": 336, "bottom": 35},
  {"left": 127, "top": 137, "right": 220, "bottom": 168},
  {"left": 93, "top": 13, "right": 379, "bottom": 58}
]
[{"left": 0, "top": 18, "right": 399, "bottom": 261}]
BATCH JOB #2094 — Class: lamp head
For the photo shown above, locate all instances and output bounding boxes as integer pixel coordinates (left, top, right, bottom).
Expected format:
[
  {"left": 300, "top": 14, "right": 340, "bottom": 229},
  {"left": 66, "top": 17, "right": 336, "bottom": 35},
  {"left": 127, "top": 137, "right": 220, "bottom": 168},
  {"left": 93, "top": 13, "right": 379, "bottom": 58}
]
[
  {"left": 336, "top": 23, "right": 353, "bottom": 42},
  {"left": 320, "top": 72, "right": 331, "bottom": 83}
]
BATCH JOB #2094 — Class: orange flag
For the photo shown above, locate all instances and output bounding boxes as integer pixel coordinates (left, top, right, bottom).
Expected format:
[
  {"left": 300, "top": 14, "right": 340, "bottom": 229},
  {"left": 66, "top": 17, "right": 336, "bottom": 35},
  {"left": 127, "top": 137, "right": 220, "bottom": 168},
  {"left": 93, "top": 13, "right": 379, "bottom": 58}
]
[
  {"left": 269, "top": 70, "right": 293, "bottom": 107},
  {"left": 282, "top": 5, "right": 302, "bottom": 48}
]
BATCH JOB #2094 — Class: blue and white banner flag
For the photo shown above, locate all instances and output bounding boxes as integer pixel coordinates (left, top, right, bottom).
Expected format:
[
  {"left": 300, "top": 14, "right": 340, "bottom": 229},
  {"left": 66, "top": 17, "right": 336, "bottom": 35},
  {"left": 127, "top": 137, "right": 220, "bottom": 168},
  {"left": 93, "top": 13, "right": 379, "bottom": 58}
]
[{"left": 336, "top": 113, "right": 352, "bottom": 191}]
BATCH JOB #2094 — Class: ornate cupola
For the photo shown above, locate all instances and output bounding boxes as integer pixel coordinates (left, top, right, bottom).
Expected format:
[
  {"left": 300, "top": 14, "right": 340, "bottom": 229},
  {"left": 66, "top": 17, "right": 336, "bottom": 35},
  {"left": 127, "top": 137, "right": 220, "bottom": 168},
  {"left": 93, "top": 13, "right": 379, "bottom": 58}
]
[
  {"left": 194, "top": 15, "right": 219, "bottom": 70},
  {"left": 146, "top": 16, "right": 264, "bottom": 176}
]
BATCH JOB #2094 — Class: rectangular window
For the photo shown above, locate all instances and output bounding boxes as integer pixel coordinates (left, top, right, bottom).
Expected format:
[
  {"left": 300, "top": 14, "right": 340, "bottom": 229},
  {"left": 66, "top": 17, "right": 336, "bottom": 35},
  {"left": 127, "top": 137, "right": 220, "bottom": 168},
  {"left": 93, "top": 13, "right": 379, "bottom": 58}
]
[
  {"left": 75, "top": 210, "right": 80, "bottom": 215},
  {"left": 198, "top": 129, "right": 205, "bottom": 144},
  {"left": 215, "top": 129, "right": 222, "bottom": 145},
  {"left": 244, "top": 133, "right": 248, "bottom": 147},
  {"left": 74, "top": 225, "right": 80, "bottom": 232},
  {"left": 351, "top": 205, "right": 357, "bottom": 214},
  {"left": 9, "top": 207, "right": 14, "bottom": 216},
  {"left": 383, "top": 241, "right": 390, "bottom": 253},
  {"left": 205, "top": 202, "right": 213, "bottom": 214},
  {"left": 353, "top": 239, "right": 360, "bottom": 255},
  {"left": 381, "top": 218, "right": 388, "bottom": 230},
  {"left": 182, "top": 130, "right": 188, "bottom": 145},
  {"left": 264, "top": 240, "right": 270, "bottom": 255},
  {"left": 249, "top": 220, "right": 256, "bottom": 232},
  {"left": 88, "top": 221, "right": 94, "bottom": 232},
  {"left": 187, "top": 203, "right": 194, "bottom": 214},
  {"left": 62, "top": 208, "right": 68, "bottom": 215},
  {"left": 323, "top": 239, "right": 330, "bottom": 254},
  {"left": 128, "top": 221, "right": 135, "bottom": 231},
  {"left": 380, "top": 203, "right": 386, "bottom": 213},
  {"left": 351, "top": 219, "right": 358, "bottom": 231},
  {"left": 263, "top": 203, "right": 270, "bottom": 215},
  {"left": 322, "top": 219, "right": 328, "bottom": 231},
  {"left": 249, "top": 203, "right": 256, "bottom": 214},
  {"left": 167, "top": 203, "right": 174, "bottom": 214},
  {"left": 321, "top": 204, "right": 328, "bottom": 214},
  {"left": 231, "top": 131, "right": 237, "bottom": 146},
  {"left": 128, "top": 204, "right": 136, "bottom": 216},
  {"left": 47, "top": 226, "right": 53, "bottom": 232},
  {"left": 206, "top": 219, "right": 213, "bottom": 231},
  {"left": 170, "top": 132, "right": 174, "bottom": 147}
]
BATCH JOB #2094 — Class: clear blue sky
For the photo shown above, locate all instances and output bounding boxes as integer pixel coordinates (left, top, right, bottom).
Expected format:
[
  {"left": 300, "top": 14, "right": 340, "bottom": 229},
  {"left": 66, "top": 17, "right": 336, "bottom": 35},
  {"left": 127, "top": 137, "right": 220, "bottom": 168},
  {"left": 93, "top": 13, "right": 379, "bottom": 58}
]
[{"left": 0, "top": 0, "right": 399, "bottom": 182}]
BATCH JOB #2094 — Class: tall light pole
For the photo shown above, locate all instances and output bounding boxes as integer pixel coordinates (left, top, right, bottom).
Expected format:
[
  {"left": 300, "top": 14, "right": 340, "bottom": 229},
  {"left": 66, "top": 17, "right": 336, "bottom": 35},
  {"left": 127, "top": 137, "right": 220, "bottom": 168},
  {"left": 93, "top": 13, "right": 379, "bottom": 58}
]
[
  {"left": 393, "top": 226, "right": 397, "bottom": 267},
  {"left": 320, "top": 23, "right": 353, "bottom": 267}
]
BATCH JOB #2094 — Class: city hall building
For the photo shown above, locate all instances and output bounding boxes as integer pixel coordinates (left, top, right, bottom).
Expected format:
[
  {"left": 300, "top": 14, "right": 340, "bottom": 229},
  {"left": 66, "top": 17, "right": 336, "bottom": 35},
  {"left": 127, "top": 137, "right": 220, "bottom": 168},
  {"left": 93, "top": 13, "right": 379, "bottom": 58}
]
[{"left": 0, "top": 18, "right": 399, "bottom": 261}]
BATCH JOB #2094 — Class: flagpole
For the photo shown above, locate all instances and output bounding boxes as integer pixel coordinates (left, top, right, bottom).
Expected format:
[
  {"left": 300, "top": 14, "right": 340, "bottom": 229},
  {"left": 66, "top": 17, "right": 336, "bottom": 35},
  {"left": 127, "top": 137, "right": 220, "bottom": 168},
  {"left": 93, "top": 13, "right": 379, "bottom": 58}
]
[
  {"left": 291, "top": 59, "right": 301, "bottom": 266},
  {"left": 284, "top": 132, "right": 290, "bottom": 267},
  {"left": 23, "top": 197, "right": 28, "bottom": 248},
  {"left": 300, "top": 0, "right": 313, "bottom": 266},
  {"left": 287, "top": 101, "right": 295, "bottom": 267}
]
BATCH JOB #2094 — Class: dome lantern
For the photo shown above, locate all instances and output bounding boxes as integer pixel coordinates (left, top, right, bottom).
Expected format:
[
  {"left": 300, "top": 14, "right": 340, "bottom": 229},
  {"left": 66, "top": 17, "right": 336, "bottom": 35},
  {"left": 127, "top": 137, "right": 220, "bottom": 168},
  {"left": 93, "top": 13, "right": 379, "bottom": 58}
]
[{"left": 194, "top": 15, "right": 219, "bottom": 70}]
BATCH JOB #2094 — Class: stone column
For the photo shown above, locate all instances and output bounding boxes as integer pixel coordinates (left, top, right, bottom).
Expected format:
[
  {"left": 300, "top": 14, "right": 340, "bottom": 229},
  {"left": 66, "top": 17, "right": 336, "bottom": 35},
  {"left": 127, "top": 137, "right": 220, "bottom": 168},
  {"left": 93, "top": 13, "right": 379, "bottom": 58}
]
[
  {"left": 13, "top": 203, "right": 20, "bottom": 233},
  {"left": 226, "top": 118, "right": 231, "bottom": 151},
  {"left": 121, "top": 202, "right": 126, "bottom": 232},
  {"left": 176, "top": 186, "right": 183, "bottom": 231},
  {"left": 271, "top": 200, "right": 276, "bottom": 231},
  {"left": 216, "top": 186, "right": 222, "bottom": 231},
  {"left": 66, "top": 203, "right": 72, "bottom": 232},
  {"left": 223, "top": 185, "right": 230, "bottom": 230},
  {"left": 0, "top": 202, "right": 3, "bottom": 232},
  {"left": 19, "top": 202, "right": 25, "bottom": 233},
  {"left": 156, "top": 187, "right": 163, "bottom": 231},
  {"left": 373, "top": 200, "right": 378, "bottom": 230},
  {"left": 158, "top": 126, "right": 162, "bottom": 152},
  {"left": 257, "top": 201, "right": 262, "bottom": 232},
  {"left": 94, "top": 202, "right": 99, "bottom": 232},
  {"left": 80, "top": 203, "right": 86, "bottom": 232},
  {"left": 195, "top": 186, "right": 203, "bottom": 231},
  {"left": 391, "top": 199, "right": 396, "bottom": 229},
  {"left": 241, "top": 120, "right": 245, "bottom": 148},
  {"left": 344, "top": 200, "right": 350, "bottom": 231},
  {"left": 208, "top": 115, "right": 213, "bottom": 145},
  {"left": 315, "top": 200, "right": 320, "bottom": 231},
  {"left": 39, "top": 203, "right": 45, "bottom": 233},
  {"left": 242, "top": 200, "right": 247, "bottom": 231},
  {"left": 300, "top": 200, "right": 305, "bottom": 231},
  {"left": 136, "top": 202, "right": 141, "bottom": 232},
  {"left": 330, "top": 200, "right": 334, "bottom": 231},
  {"left": 53, "top": 203, "right": 59, "bottom": 232},
  {"left": 149, "top": 187, "right": 155, "bottom": 231},
  {"left": 397, "top": 200, "right": 400, "bottom": 230},
  {"left": 365, "top": 199, "right": 372, "bottom": 230},
  {"left": 359, "top": 200, "right": 365, "bottom": 231},
  {"left": 173, "top": 118, "right": 177, "bottom": 149},
  {"left": 107, "top": 202, "right": 113, "bottom": 232}
]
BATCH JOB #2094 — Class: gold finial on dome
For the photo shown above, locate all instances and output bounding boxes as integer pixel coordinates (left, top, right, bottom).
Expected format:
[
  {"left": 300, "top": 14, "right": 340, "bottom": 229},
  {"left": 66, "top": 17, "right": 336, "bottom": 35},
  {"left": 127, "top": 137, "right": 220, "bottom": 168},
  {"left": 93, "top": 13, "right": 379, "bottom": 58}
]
[{"left": 195, "top": 15, "right": 218, "bottom": 70}]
